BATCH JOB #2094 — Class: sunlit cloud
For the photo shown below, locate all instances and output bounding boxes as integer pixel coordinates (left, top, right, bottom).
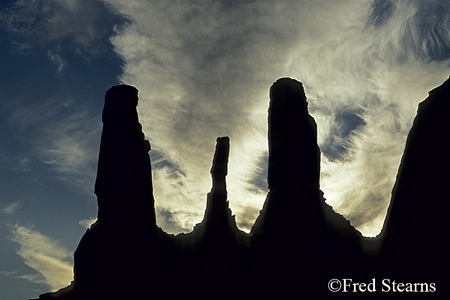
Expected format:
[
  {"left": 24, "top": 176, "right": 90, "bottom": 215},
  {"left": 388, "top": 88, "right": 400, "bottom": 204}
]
[
  {"left": 8, "top": 225, "right": 73, "bottom": 291},
  {"left": 102, "top": 0, "right": 302, "bottom": 232},
  {"left": 286, "top": 0, "right": 450, "bottom": 236},
  {"left": 3, "top": 0, "right": 449, "bottom": 237},
  {"left": 78, "top": 217, "right": 97, "bottom": 229},
  {"left": 103, "top": 0, "right": 450, "bottom": 237}
]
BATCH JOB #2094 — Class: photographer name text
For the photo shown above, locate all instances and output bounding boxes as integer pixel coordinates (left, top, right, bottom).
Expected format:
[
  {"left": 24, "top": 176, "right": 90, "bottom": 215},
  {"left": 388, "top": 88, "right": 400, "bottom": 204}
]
[{"left": 328, "top": 278, "right": 436, "bottom": 293}]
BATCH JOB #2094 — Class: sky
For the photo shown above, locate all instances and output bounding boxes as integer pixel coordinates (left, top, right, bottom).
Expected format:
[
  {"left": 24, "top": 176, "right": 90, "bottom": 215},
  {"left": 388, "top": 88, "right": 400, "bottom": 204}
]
[{"left": 1, "top": 0, "right": 450, "bottom": 298}]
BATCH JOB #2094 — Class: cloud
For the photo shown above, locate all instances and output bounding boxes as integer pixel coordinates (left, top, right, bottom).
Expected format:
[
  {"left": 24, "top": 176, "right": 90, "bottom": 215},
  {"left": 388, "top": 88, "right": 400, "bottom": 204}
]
[
  {"left": 283, "top": 0, "right": 450, "bottom": 237},
  {"left": 100, "top": 0, "right": 450, "bottom": 237},
  {"left": 7, "top": 96, "right": 101, "bottom": 195},
  {"left": 0, "top": 0, "right": 123, "bottom": 65},
  {"left": 0, "top": 152, "right": 32, "bottom": 172},
  {"left": 8, "top": 225, "right": 73, "bottom": 291},
  {"left": 78, "top": 217, "right": 97, "bottom": 229},
  {"left": 101, "top": 0, "right": 308, "bottom": 232},
  {"left": 151, "top": 166, "right": 207, "bottom": 233},
  {"left": 2, "top": 202, "right": 22, "bottom": 215},
  {"left": 284, "top": 0, "right": 450, "bottom": 236},
  {"left": 39, "top": 128, "right": 100, "bottom": 195},
  {"left": 47, "top": 50, "right": 67, "bottom": 74},
  {"left": 156, "top": 208, "right": 192, "bottom": 235},
  {"left": 1, "top": 0, "right": 447, "bottom": 240}
]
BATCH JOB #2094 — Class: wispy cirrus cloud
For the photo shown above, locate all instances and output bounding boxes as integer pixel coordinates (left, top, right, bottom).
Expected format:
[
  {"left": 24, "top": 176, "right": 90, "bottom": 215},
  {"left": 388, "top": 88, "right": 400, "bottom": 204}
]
[
  {"left": 2, "top": 202, "right": 22, "bottom": 215},
  {"left": 7, "top": 96, "right": 101, "bottom": 195},
  {"left": 8, "top": 225, "right": 73, "bottom": 291},
  {"left": 0, "top": 0, "right": 123, "bottom": 64},
  {"left": 37, "top": 115, "right": 101, "bottom": 195},
  {"left": 0, "top": 0, "right": 124, "bottom": 197}
]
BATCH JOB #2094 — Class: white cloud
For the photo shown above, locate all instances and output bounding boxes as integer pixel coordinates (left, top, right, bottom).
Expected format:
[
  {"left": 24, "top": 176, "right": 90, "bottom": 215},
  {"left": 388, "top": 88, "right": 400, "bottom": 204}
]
[
  {"left": 2, "top": 202, "right": 22, "bottom": 215},
  {"left": 99, "top": 0, "right": 450, "bottom": 237},
  {"left": 40, "top": 129, "right": 99, "bottom": 194},
  {"left": 285, "top": 1, "right": 450, "bottom": 236},
  {"left": 8, "top": 225, "right": 73, "bottom": 291},
  {"left": 102, "top": 0, "right": 304, "bottom": 232},
  {"left": 2, "top": 0, "right": 448, "bottom": 239},
  {"left": 78, "top": 217, "right": 97, "bottom": 229}
]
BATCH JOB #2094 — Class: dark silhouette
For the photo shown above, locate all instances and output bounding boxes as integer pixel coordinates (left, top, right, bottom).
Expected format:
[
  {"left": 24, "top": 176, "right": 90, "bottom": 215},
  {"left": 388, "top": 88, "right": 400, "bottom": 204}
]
[
  {"left": 32, "top": 77, "right": 449, "bottom": 299},
  {"left": 71, "top": 85, "right": 157, "bottom": 299},
  {"left": 94, "top": 85, "right": 155, "bottom": 228},
  {"left": 250, "top": 78, "right": 362, "bottom": 297},
  {"left": 378, "top": 77, "right": 450, "bottom": 288}
]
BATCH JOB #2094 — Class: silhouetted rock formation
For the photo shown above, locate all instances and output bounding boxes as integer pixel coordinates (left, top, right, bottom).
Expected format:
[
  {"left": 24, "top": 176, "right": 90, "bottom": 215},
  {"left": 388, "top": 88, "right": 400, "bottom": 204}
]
[
  {"left": 33, "top": 77, "right": 449, "bottom": 299},
  {"left": 72, "top": 85, "right": 157, "bottom": 299},
  {"left": 250, "top": 78, "right": 325, "bottom": 293},
  {"left": 94, "top": 85, "right": 155, "bottom": 228},
  {"left": 267, "top": 78, "right": 320, "bottom": 190},
  {"left": 191, "top": 136, "right": 249, "bottom": 292},
  {"left": 250, "top": 78, "right": 362, "bottom": 297},
  {"left": 379, "top": 77, "right": 450, "bottom": 288}
]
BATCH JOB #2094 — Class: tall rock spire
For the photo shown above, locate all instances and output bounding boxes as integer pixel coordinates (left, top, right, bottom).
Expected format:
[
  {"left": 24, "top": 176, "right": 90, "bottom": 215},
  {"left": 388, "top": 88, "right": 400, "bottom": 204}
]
[
  {"left": 94, "top": 85, "right": 155, "bottom": 227},
  {"left": 199, "top": 136, "right": 243, "bottom": 245},
  {"left": 187, "top": 136, "right": 249, "bottom": 295},
  {"left": 252, "top": 78, "right": 322, "bottom": 234},
  {"left": 249, "top": 78, "right": 326, "bottom": 297},
  {"left": 73, "top": 85, "right": 156, "bottom": 299},
  {"left": 211, "top": 137, "right": 229, "bottom": 187},
  {"left": 203, "top": 136, "right": 230, "bottom": 227},
  {"left": 268, "top": 77, "right": 320, "bottom": 191}
]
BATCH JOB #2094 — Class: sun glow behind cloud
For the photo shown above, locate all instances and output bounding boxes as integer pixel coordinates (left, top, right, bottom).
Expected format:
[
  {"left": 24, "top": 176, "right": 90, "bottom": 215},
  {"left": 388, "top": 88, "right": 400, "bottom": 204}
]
[
  {"left": 103, "top": 0, "right": 450, "bottom": 236},
  {"left": 3, "top": 0, "right": 450, "bottom": 243},
  {"left": 1, "top": 2, "right": 450, "bottom": 294},
  {"left": 0, "top": 2, "right": 448, "bottom": 297}
]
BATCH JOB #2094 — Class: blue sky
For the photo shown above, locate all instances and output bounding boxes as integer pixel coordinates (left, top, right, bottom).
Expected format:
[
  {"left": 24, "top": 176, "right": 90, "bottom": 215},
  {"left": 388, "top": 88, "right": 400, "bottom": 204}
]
[{"left": 1, "top": 0, "right": 450, "bottom": 299}]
